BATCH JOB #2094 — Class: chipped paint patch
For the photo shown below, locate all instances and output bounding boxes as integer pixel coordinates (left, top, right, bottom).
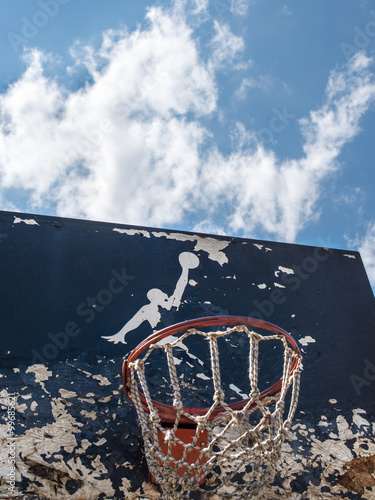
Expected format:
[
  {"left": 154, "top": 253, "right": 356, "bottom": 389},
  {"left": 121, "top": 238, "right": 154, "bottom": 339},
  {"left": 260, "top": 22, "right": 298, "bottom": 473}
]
[
  {"left": 152, "top": 231, "right": 229, "bottom": 265},
  {"left": 274, "top": 282, "right": 286, "bottom": 288},
  {"left": 80, "top": 410, "right": 97, "bottom": 420},
  {"left": 26, "top": 364, "right": 52, "bottom": 392},
  {"left": 26, "top": 364, "right": 52, "bottom": 382},
  {"left": 113, "top": 228, "right": 150, "bottom": 238},
  {"left": 229, "top": 384, "right": 247, "bottom": 399},
  {"left": 197, "top": 373, "right": 210, "bottom": 380},
  {"left": 59, "top": 389, "right": 78, "bottom": 398},
  {"left": 343, "top": 253, "right": 356, "bottom": 259},
  {"left": 278, "top": 265, "right": 294, "bottom": 274},
  {"left": 257, "top": 283, "right": 267, "bottom": 289},
  {"left": 189, "top": 279, "right": 198, "bottom": 286},
  {"left": 298, "top": 336, "right": 316, "bottom": 346},
  {"left": 329, "top": 399, "right": 337, "bottom": 404},
  {"left": 13, "top": 216, "right": 39, "bottom": 226},
  {"left": 259, "top": 409, "right": 375, "bottom": 499},
  {"left": 92, "top": 374, "right": 111, "bottom": 386}
]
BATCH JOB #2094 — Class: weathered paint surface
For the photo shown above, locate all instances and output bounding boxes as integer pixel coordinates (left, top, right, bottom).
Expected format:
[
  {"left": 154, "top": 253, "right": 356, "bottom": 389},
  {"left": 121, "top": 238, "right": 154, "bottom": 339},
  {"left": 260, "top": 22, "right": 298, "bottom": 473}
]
[
  {"left": 0, "top": 210, "right": 374, "bottom": 498},
  {"left": 1, "top": 366, "right": 374, "bottom": 499}
]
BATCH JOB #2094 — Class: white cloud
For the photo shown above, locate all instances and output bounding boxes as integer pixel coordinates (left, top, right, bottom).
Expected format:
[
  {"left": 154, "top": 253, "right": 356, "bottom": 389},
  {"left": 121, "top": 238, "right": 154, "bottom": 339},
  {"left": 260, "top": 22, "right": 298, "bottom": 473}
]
[
  {"left": 234, "top": 75, "right": 271, "bottom": 100},
  {"left": 209, "top": 21, "right": 245, "bottom": 70},
  {"left": 0, "top": 3, "right": 374, "bottom": 246},
  {"left": 231, "top": 0, "right": 253, "bottom": 16},
  {"left": 195, "top": 52, "right": 375, "bottom": 241},
  {"left": 356, "top": 222, "right": 375, "bottom": 286},
  {"left": 0, "top": 6, "right": 216, "bottom": 224}
]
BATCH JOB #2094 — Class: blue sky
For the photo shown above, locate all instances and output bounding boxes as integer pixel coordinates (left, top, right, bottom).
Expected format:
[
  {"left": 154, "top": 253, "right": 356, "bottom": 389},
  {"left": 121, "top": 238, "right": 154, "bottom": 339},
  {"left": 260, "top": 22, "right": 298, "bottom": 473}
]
[{"left": 0, "top": 0, "right": 375, "bottom": 288}]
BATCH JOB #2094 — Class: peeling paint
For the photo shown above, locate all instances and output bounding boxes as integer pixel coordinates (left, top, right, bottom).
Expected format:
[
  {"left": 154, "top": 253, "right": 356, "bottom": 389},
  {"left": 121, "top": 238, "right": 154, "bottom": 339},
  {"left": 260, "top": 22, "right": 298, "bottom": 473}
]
[
  {"left": 274, "top": 282, "right": 286, "bottom": 288},
  {"left": 25, "top": 364, "right": 52, "bottom": 392},
  {"left": 13, "top": 216, "right": 39, "bottom": 226},
  {"left": 298, "top": 336, "right": 316, "bottom": 346},
  {"left": 91, "top": 374, "right": 111, "bottom": 386},
  {"left": 229, "top": 383, "right": 247, "bottom": 399},
  {"left": 257, "top": 283, "right": 267, "bottom": 289},
  {"left": 59, "top": 389, "right": 78, "bottom": 398},
  {"left": 343, "top": 253, "right": 356, "bottom": 259},
  {"left": 113, "top": 228, "right": 151, "bottom": 238},
  {"left": 278, "top": 265, "right": 294, "bottom": 274},
  {"left": 151, "top": 231, "right": 229, "bottom": 265}
]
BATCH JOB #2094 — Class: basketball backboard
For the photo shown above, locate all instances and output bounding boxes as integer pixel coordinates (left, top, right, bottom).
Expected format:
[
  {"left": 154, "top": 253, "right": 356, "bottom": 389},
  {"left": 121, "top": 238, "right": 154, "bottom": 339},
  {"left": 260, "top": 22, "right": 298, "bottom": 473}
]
[{"left": 0, "top": 210, "right": 374, "bottom": 498}]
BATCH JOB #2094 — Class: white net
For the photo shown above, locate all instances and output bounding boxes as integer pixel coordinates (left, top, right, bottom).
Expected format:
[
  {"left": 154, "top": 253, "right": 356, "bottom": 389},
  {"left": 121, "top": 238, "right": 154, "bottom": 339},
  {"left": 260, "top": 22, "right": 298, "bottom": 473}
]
[{"left": 126, "top": 322, "right": 302, "bottom": 499}]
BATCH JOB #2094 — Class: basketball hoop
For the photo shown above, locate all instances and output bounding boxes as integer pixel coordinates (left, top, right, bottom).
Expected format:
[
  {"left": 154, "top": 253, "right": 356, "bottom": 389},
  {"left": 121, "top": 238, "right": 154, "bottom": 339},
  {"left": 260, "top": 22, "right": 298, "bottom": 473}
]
[{"left": 122, "top": 316, "right": 302, "bottom": 498}]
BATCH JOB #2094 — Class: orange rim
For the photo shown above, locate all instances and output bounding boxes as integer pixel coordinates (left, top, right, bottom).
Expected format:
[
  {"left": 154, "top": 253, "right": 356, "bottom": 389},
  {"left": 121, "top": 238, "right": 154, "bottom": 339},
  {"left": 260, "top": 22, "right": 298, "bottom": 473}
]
[{"left": 122, "top": 316, "right": 301, "bottom": 424}]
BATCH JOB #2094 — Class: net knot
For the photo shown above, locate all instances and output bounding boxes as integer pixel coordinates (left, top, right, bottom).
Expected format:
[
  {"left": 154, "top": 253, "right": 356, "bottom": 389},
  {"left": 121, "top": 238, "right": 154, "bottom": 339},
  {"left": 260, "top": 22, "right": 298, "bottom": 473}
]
[
  {"left": 232, "top": 410, "right": 245, "bottom": 425},
  {"left": 213, "top": 390, "right": 225, "bottom": 403},
  {"left": 149, "top": 411, "right": 160, "bottom": 424},
  {"left": 276, "top": 401, "right": 285, "bottom": 412},
  {"left": 250, "top": 389, "right": 260, "bottom": 399},
  {"left": 173, "top": 399, "right": 183, "bottom": 410}
]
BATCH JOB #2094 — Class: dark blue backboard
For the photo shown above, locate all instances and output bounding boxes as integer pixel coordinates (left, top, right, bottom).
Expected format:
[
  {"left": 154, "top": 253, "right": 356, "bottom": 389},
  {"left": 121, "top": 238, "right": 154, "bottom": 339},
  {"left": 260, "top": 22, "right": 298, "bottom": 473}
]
[{"left": 1, "top": 210, "right": 374, "bottom": 498}]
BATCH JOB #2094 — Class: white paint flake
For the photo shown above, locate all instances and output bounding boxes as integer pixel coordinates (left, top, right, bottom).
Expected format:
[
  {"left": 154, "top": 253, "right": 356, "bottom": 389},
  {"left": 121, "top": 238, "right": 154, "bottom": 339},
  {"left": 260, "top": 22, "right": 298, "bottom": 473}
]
[
  {"left": 329, "top": 399, "right": 337, "bottom": 404},
  {"left": 274, "top": 282, "right": 286, "bottom": 288},
  {"left": 25, "top": 364, "right": 52, "bottom": 392},
  {"left": 253, "top": 244, "right": 263, "bottom": 250},
  {"left": 257, "top": 283, "right": 267, "bottom": 289},
  {"left": 113, "top": 228, "right": 150, "bottom": 237},
  {"left": 352, "top": 409, "right": 371, "bottom": 429},
  {"left": 13, "top": 216, "right": 39, "bottom": 226},
  {"left": 189, "top": 279, "right": 198, "bottom": 286},
  {"left": 343, "top": 253, "right": 356, "bottom": 259},
  {"left": 278, "top": 266, "right": 294, "bottom": 274},
  {"left": 92, "top": 374, "right": 111, "bottom": 386},
  {"left": 59, "top": 389, "right": 78, "bottom": 398},
  {"left": 298, "top": 336, "right": 316, "bottom": 346},
  {"left": 197, "top": 373, "right": 210, "bottom": 380},
  {"left": 152, "top": 231, "right": 230, "bottom": 265},
  {"left": 229, "top": 384, "right": 247, "bottom": 399}
]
